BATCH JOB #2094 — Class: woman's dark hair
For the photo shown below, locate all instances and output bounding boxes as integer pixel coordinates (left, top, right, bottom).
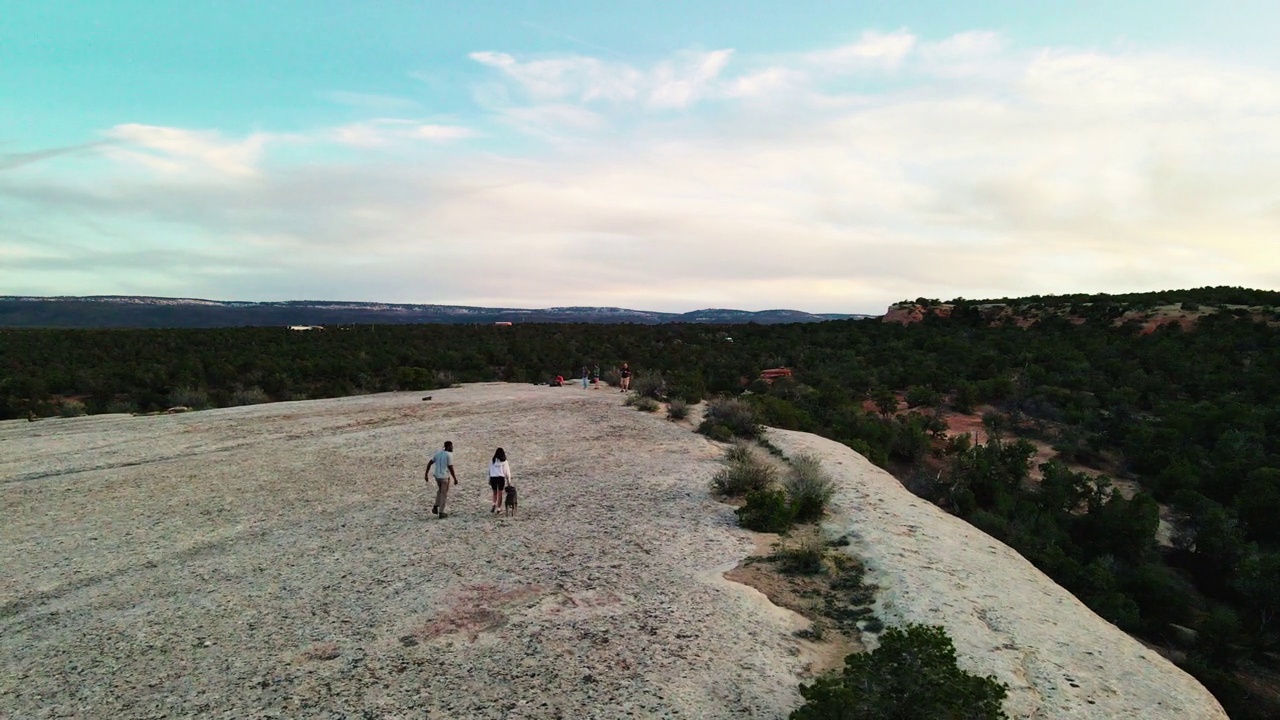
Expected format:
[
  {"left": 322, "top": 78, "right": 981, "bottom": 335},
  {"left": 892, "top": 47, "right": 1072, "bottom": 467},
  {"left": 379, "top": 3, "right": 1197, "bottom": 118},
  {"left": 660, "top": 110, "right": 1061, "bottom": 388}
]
[{"left": 492, "top": 448, "right": 506, "bottom": 462}]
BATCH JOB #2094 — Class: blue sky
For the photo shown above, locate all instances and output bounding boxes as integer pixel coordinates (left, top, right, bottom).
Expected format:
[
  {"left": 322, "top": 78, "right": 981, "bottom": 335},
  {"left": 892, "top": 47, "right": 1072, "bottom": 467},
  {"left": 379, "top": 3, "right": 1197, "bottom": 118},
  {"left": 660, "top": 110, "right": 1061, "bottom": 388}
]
[{"left": 3, "top": 1, "right": 1279, "bottom": 313}]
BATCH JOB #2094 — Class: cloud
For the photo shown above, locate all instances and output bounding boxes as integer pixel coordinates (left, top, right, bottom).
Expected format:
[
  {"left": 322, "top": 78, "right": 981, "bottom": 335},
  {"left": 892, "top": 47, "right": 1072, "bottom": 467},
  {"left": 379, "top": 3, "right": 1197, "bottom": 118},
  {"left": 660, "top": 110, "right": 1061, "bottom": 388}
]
[
  {"left": 100, "top": 124, "right": 271, "bottom": 178},
  {"left": 5, "top": 33, "right": 1280, "bottom": 312},
  {"left": 921, "top": 31, "right": 1004, "bottom": 62},
  {"left": 648, "top": 50, "right": 735, "bottom": 108},
  {"left": 469, "top": 48, "right": 735, "bottom": 109},
  {"left": 469, "top": 51, "right": 644, "bottom": 103},
  {"left": 806, "top": 29, "right": 918, "bottom": 70},
  {"left": 327, "top": 119, "right": 476, "bottom": 147},
  {"left": 0, "top": 143, "right": 103, "bottom": 171}
]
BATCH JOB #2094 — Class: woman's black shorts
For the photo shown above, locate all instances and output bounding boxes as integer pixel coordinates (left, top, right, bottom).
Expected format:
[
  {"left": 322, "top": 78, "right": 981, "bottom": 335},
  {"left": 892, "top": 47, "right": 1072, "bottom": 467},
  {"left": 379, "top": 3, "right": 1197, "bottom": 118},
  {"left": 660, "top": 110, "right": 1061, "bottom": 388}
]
[{"left": 489, "top": 476, "right": 507, "bottom": 492}]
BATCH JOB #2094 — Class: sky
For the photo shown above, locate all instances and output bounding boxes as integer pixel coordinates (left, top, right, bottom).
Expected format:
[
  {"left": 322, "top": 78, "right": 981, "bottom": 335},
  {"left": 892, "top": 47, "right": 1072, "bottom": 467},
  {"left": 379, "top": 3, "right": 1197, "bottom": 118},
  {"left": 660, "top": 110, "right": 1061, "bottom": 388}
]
[{"left": 2, "top": 1, "right": 1279, "bottom": 314}]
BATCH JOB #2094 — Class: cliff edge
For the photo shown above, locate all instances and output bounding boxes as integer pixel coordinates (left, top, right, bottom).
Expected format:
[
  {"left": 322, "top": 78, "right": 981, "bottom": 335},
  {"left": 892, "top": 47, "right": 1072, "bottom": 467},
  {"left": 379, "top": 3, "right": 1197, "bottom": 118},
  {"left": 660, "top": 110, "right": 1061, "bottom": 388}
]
[
  {"left": 0, "top": 385, "right": 1227, "bottom": 718},
  {"left": 766, "top": 427, "right": 1228, "bottom": 719}
]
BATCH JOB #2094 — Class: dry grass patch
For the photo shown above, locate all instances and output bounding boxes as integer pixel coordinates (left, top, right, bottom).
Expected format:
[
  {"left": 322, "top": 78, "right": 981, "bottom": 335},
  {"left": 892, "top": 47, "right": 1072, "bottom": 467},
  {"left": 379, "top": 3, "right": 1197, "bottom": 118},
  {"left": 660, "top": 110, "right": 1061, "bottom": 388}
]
[{"left": 725, "top": 534, "right": 878, "bottom": 675}]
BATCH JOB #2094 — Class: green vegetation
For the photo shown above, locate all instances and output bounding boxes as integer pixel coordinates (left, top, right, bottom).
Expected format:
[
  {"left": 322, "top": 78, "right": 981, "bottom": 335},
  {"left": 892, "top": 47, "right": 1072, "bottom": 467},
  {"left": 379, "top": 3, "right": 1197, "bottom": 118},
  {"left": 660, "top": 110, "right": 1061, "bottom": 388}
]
[
  {"left": 666, "top": 398, "right": 689, "bottom": 420},
  {"left": 737, "top": 489, "right": 796, "bottom": 533},
  {"left": 630, "top": 370, "right": 666, "bottom": 400},
  {"left": 625, "top": 395, "right": 659, "bottom": 412},
  {"left": 792, "top": 624, "right": 1009, "bottom": 720},
  {"left": 698, "top": 396, "right": 762, "bottom": 439},
  {"left": 718, "top": 444, "right": 835, "bottom": 532},
  {"left": 711, "top": 445, "right": 777, "bottom": 496},
  {"left": 786, "top": 453, "right": 836, "bottom": 523},
  {"left": 774, "top": 529, "right": 827, "bottom": 575},
  {"left": 2, "top": 285, "right": 1278, "bottom": 716}
]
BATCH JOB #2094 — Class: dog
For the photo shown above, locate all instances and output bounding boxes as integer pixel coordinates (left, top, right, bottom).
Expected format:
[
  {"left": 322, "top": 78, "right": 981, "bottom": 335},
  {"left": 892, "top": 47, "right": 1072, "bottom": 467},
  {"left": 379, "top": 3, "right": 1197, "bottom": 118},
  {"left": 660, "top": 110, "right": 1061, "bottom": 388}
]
[{"left": 503, "top": 485, "right": 518, "bottom": 517}]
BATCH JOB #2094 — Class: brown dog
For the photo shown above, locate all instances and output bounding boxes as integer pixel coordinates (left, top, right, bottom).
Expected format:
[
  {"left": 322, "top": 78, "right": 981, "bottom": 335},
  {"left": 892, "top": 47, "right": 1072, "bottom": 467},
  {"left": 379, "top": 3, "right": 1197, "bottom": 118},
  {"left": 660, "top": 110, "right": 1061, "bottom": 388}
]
[{"left": 504, "top": 485, "right": 518, "bottom": 517}]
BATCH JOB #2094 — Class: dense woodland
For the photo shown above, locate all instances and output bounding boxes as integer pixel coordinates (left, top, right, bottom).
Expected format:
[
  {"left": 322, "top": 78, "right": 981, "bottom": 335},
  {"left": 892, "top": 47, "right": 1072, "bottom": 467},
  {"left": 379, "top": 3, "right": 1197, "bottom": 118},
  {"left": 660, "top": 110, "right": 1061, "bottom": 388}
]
[{"left": 3, "top": 285, "right": 1279, "bottom": 717}]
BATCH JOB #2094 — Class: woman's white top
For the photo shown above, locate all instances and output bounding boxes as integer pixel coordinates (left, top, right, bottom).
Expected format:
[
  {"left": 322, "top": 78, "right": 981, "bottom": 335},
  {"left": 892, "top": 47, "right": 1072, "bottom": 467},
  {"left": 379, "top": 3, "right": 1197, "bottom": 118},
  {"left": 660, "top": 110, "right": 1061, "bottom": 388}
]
[{"left": 489, "top": 459, "right": 511, "bottom": 480}]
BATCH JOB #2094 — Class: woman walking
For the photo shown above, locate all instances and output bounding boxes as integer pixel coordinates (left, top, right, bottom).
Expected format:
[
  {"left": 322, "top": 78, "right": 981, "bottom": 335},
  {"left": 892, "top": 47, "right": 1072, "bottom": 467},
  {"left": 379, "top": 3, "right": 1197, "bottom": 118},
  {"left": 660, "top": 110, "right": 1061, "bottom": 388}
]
[{"left": 488, "top": 448, "right": 512, "bottom": 514}]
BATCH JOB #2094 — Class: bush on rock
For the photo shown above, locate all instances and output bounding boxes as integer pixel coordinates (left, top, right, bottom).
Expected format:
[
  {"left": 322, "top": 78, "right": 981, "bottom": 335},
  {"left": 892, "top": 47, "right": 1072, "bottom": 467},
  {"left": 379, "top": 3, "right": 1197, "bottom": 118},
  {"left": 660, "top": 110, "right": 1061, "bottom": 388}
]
[{"left": 791, "top": 624, "right": 1009, "bottom": 720}]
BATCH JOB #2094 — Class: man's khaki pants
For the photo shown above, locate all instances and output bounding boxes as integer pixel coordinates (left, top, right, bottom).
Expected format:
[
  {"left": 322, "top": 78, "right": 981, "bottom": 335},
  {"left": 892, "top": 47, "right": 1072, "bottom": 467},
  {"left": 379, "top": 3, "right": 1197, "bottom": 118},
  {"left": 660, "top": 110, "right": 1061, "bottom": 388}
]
[{"left": 434, "top": 477, "right": 451, "bottom": 512}]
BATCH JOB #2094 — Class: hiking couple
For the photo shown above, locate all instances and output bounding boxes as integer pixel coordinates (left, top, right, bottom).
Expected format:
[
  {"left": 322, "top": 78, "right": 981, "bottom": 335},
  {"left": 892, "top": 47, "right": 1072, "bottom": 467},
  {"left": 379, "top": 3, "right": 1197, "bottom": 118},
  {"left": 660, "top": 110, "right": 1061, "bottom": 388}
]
[{"left": 424, "top": 441, "right": 514, "bottom": 518}]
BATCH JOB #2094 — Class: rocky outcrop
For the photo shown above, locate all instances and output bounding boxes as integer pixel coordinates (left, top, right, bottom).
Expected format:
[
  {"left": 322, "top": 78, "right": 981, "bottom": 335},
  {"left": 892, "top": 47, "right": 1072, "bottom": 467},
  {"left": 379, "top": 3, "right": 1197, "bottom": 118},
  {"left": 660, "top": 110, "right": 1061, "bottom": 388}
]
[
  {"left": 0, "top": 386, "right": 810, "bottom": 719},
  {"left": 882, "top": 302, "right": 955, "bottom": 324},
  {"left": 0, "top": 386, "right": 1230, "bottom": 719},
  {"left": 766, "top": 427, "right": 1228, "bottom": 720}
]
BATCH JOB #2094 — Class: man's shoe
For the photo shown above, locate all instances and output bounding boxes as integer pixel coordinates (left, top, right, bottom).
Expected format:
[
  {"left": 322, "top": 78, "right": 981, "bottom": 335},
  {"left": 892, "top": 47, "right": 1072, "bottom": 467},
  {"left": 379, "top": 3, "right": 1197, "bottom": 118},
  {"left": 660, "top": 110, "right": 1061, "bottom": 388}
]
[
  {"left": 438, "top": 512, "right": 449, "bottom": 519},
  {"left": 431, "top": 505, "right": 438, "bottom": 515}
]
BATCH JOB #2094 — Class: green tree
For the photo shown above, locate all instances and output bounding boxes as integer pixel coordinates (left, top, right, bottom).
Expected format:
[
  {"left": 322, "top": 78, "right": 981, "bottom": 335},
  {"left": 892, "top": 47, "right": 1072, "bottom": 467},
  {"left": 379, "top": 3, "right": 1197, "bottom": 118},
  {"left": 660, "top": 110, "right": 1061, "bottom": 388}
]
[
  {"left": 792, "top": 624, "right": 1008, "bottom": 720},
  {"left": 873, "top": 388, "right": 899, "bottom": 418}
]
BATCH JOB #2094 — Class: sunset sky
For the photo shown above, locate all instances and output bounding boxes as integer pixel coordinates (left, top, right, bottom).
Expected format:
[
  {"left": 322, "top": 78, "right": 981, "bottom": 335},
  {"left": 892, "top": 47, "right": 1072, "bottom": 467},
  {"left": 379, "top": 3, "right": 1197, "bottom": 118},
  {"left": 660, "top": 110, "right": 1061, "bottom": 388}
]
[{"left": 3, "top": 1, "right": 1278, "bottom": 314}]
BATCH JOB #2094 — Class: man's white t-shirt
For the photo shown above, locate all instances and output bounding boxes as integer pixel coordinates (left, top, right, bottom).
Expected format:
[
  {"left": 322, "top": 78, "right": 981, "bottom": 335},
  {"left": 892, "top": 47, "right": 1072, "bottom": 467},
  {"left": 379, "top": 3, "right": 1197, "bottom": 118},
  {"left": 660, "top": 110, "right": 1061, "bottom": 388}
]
[{"left": 432, "top": 449, "right": 453, "bottom": 479}]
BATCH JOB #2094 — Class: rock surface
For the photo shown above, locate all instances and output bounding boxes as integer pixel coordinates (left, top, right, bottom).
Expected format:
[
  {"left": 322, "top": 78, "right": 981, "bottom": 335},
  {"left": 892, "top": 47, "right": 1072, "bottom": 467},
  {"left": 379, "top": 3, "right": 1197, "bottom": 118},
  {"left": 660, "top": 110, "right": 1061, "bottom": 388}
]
[
  {"left": 766, "top": 428, "right": 1229, "bottom": 720},
  {"left": 1, "top": 385, "right": 802, "bottom": 719},
  {"left": 1, "top": 385, "right": 1228, "bottom": 719}
]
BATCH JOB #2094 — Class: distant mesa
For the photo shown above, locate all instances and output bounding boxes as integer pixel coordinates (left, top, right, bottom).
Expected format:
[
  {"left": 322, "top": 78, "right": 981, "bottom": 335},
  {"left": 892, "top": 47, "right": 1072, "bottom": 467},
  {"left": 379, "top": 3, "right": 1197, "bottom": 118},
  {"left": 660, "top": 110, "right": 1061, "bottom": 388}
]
[{"left": 0, "top": 295, "right": 873, "bottom": 329}]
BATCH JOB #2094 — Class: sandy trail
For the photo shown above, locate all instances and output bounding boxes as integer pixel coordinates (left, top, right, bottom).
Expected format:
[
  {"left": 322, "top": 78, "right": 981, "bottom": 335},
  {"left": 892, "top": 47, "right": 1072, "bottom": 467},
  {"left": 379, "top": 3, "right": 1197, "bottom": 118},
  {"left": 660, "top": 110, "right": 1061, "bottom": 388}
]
[{"left": 1, "top": 385, "right": 808, "bottom": 719}]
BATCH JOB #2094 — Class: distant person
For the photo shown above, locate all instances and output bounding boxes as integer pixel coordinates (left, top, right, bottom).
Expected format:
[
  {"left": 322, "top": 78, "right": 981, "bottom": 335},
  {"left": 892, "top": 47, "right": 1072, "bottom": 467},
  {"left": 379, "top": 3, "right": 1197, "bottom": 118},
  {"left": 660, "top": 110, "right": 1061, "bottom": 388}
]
[
  {"left": 582, "top": 365, "right": 590, "bottom": 389},
  {"left": 619, "top": 363, "right": 632, "bottom": 393},
  {"left": 592, "top": 364, "right": 601, "bottom": 387},
  {"left": 424, "top": 440, "right": 458, "bottom": 518},
  {"left": 488, "top": 448, "right": 512, "bottom": 514}
]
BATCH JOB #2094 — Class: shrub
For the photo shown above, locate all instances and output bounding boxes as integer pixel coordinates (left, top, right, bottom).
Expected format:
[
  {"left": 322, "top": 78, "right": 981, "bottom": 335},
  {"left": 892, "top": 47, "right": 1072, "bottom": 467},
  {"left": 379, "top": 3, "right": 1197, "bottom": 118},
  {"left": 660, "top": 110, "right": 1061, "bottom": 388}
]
[
  {"left": 666, "top": 398, "right": 689, "bottom": 420},
  {"left": 602, "top": 368, "right": 621, "bottom": 387},
  {"left": 631, "top": 371, "right": 667, "bottom": 400},
  {"left": 787, "top": 453, "right": 835, "bottom": 523},
  {"left": 698, "top": 397, "right": 761, "bottom": 439},
  {"left": 631, "top": 396, "right": 659, "bottom": 412},
  {"left": 737, "top": 489, "right": 795, "bottom": 533},
  {"left": 104, "top": 399, "right": 138, "bottom": 414},
  {"left": 229, "top": 386, "right": 270, "bottom": 406},
  {"left": 775, "top": 530, "right": 826, "bottom": 575},
  {"left": 904, "top": 385, "right": 941, "bottom": 408},
  {"left": 666, "top": 371, "right": 707, "bottom": 403},
  {"left": 168, "top": 386, "right": 208, "bottom": 409},
  {"left": 723, "top": 441, "right": 756, "bottom": 465},
  {"left": 712, "top": 456, "right": 777, "bottom": 497},
  {"left": 57, "top": 399, "right": 86, "bottom": 418},
  {"left": 706, "top": 424, "right": 734, "bottom": 443},
  {"left": 792, "top": 624, "right": 1009, "bottom": 720}
]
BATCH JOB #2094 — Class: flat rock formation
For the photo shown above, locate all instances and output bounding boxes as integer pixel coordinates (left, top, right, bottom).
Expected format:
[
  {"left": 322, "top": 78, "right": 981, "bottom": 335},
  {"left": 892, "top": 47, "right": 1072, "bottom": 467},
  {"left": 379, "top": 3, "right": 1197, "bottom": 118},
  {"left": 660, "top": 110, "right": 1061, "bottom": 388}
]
[
  {"left": 1, "top": 385, "right": 803, "bottom": 719},
  {"left": 2, "top": 385, "right": 1228, "bottom": 719},
  {"left": 766, "top": 428, "right": 1228, "bottom": 720}
]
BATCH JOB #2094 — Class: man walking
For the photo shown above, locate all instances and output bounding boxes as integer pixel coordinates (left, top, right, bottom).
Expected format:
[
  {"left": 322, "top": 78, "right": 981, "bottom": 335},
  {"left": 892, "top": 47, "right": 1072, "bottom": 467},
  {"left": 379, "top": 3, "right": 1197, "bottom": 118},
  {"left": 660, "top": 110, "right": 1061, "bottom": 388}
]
[{"left": 425, "top": 440, "right": 458, "bottom": 518}]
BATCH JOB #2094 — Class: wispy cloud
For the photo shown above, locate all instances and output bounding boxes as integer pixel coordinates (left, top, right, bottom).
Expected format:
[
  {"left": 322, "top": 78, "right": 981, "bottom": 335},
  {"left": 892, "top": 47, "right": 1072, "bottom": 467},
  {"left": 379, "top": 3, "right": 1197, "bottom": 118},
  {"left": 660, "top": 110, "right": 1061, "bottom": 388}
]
[
  {"left": 4, "top": 31, "right": 1279, "bottom": 311},
  {"left": 805, "top": 29, "right": 918, "bottom": 70},
  {"left": 0, "top": 143, "right": 104, "bottom": 171},
  {"left": 469, "top": 48, "right": 736, "bottom": 109},
  {"left": 100, "top": 124, "right": 272, "bottom": 178},
  {"left": 327, "top": 119, "right": 476, "bottom": 147}
]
